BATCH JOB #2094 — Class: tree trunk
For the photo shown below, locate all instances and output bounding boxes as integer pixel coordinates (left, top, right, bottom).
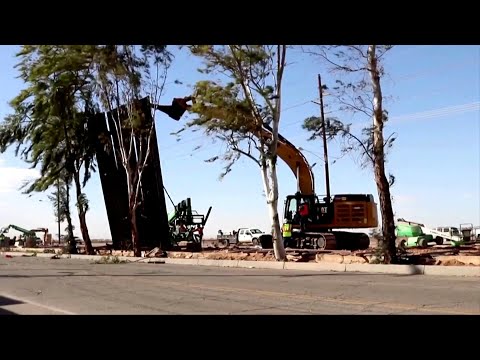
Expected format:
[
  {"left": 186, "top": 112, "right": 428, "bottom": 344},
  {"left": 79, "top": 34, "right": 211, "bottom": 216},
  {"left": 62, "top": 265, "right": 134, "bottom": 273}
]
[
  {"left": 73, "top": 172, "right": 94, "bottom": 255},
  {"left": 269, "top": 195, "right": 285, "bottom": 261},
  {"left": 260, "top": 161, "right": 286, "bottom": 261},
  {"left": 375, "top": 173, "right": 397, "bottom": 263},
  {"left": 130, "top": 205, "right": 141, "bottom": 257},
  {"left": 368, "top": 45, "right": 397, "bottom": 264},
  {"left": 64, "top": 181, "right": 78, "bottom": 254},
  {"left": 126, "top": 165, "right": 141, "bottom": 256},
  {"left": 64, "top": 183, "right": 74, "bottom": 239}
]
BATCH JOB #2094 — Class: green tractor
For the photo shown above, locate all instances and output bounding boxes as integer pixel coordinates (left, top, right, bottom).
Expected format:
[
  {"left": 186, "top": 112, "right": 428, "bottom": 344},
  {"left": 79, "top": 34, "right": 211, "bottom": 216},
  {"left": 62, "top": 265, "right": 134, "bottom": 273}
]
[
  {"left": 167, "top": 198, "right": 212, "bottom": 252},
  {"left": 0, "top": 224, "right": 41, "bottom": 248}
]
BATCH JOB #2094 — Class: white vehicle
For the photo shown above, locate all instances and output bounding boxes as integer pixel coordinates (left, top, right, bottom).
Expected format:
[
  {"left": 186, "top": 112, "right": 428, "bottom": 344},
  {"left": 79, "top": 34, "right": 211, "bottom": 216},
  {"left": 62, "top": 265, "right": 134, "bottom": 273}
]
[
  {"left": 422, "top": 226, "right": 463, "bottom": 245},
  {"left": 237, "top": 228, "right": 268, "bottom": 245},
  {"left": 216, "top": 227, "right": 272, "bottom": 247}
]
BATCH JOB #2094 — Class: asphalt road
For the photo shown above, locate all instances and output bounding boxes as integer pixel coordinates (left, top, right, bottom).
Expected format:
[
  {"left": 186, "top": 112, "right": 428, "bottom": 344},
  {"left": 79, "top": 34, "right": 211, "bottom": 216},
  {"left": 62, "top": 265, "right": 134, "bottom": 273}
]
[{"left": 0, "top": 257, "right": 479, "bottom": 315}]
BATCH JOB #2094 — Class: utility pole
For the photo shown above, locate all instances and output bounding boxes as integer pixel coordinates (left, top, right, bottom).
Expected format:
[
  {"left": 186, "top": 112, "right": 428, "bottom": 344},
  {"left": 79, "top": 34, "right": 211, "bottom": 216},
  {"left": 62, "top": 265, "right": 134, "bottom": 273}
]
[
  {"left": 317, "top": 74, "right": 331, "bottom": 202},
  {"left": 57, "top": 179, "right": 61, "bottom": 245}
]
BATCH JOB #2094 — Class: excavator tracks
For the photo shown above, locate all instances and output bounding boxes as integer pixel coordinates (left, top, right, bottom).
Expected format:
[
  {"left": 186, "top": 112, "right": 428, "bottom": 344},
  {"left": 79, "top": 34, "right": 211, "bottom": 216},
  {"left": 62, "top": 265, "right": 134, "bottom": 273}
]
[
  {"left": 293, "top": 231, "right": 370, "bottom": 251},
  {"left": 299, "top": 232, "right": 337, "bottom": 250},
  {"left": 197, "top": 232, "right": 371, "bottom": 252},
  {"left": 332, "top": 231, "right": 370, "bottom": 251}
]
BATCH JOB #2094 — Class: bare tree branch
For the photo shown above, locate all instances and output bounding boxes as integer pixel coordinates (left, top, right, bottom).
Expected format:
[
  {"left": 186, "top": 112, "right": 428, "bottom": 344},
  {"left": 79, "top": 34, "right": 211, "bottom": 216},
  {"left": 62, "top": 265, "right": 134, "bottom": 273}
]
[{"left": 303, "top": 47, "right": 368, "bottom": 73}]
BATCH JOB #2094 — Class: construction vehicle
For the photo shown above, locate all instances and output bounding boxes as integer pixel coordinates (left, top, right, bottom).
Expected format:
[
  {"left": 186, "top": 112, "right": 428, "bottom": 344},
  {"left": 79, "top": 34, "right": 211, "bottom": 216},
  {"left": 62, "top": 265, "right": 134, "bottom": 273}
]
[
  {"left": 395, "top": 218, "right": 468, "bottom": 246},
  {"left": 167, "top": 197, "right": 212, "bottom": 251},
  {"left": 274, "top": 121, "right": 377, "bottom": 250},
  {"left": 30, "top": 228, "right": 50, "bottom": 245},
  {"left": 472, "top": 226, "right": 480, "bottom": 242},
  {"left": 166, "top": 97, "right": 378, "bottom": 251},
  {"left": 217, "top": 227, "right": 271, "bottom": 247},
  {"left": 395, "top": 219, "right": 433, "bottom": 248},
  {"left": 458, "top": 223, "right": 480, "bottom": 243},
  {"left": 0, "top": 224, "right": 43, "bottom": 247}
]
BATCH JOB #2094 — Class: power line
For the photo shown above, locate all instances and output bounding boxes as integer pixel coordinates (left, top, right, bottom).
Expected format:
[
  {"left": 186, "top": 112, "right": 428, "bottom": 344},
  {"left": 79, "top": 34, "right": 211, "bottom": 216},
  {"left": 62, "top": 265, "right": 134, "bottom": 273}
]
[
  {"left": 280, "top": 56, "right": 478, "bottom": 128},
  {"left": 284, "top": 101, "right": 480, "bottom": 131},
  {"left": 393, "top": 57, "right": 479, "bottom": 82},
  {"left": 282, "top": 100, "right": 312, "bottom": 111},
  {"left": 347, "top": 102, "right": 480, "bottom": 131},
  {"left": 158, "top": 53, "right": 479, "bottom": 159},
  {"left": 163, "top": 101, "right": 480, "bottom": 161},
  {"left": 161, "top": 56, "right": 474, "bottom": 152},
  {"left": 390, "top": 102, "right": 480, "bottom": 122}
]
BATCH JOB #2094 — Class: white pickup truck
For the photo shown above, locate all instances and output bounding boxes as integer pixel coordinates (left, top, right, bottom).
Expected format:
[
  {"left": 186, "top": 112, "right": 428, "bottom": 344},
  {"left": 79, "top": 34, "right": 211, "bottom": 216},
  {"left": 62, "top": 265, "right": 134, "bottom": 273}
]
[
  {"left": 237, "top": 228, "right": 268, "bottom": 245},
  {"left": 217, "top": 227, "right": 271, "bottom": 246}
]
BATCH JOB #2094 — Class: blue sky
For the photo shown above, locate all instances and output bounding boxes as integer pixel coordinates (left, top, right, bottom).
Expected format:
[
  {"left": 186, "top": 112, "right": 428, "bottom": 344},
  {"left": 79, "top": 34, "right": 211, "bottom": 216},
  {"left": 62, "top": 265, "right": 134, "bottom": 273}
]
[{"left": 0, "top": 45, "right": 479, "bottom": 239}]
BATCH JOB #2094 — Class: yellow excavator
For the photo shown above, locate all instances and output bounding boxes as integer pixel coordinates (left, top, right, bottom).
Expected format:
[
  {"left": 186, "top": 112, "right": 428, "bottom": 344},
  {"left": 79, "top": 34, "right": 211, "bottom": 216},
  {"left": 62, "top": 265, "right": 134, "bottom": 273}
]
[
  {"left": 157, "top": 97, "right": 379, "bottom": 251},
  {"left": 260, "top": 124, "right": 378, "bottom": 250}
]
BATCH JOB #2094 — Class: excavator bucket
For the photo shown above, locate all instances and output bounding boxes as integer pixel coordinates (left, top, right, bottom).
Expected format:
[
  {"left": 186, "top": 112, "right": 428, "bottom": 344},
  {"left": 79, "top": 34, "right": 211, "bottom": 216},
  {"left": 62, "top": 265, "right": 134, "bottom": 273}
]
[{"left": 155, "top": 98, "right": 191, "bottom": 121}]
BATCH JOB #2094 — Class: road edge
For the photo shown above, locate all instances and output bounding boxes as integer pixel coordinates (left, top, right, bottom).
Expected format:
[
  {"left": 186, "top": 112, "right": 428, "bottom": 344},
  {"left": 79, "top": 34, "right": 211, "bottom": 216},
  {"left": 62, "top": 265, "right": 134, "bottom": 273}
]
[
  {"left": 3, "top": 251, "right": 479, "bottom": 277},
  {"left": 0, "top": 293, "right": 76, "bottom": 315}
]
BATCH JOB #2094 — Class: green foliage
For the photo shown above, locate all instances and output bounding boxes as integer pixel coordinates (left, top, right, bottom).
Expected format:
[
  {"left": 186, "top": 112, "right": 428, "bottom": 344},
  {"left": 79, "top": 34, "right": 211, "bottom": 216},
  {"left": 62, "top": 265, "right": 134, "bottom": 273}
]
[
  {"left": 0, "top": 45, "right": 172, "bottom": 256},
  {"left": 189, "top": 81, "right": 256, "bottom": 134},
  {"left": 76, "top": 192, "right": 89, "bottom": 213},
  {"left": 185, "top": 45, "right": 287, "bottom": 178},
  {"left": 1, "top": 45, "right": 98, "bottom": 195},
  {"left": 1, "top": 45, "right": 173, "bottom": 191},
  {"left": 303, "top": 116, "right": 351, "bottom": 142},
  {"left": 303, "top": 113, "right": 397, "bottom": 175},
  {"left": 93, "top": 45, "right": 172, "bottom": 109},
  {"left": 94, "top": 255, "right": 127, "bottom": 264},
  {"left": 47, "top": 180, "right": 70, "bottom": 224}
]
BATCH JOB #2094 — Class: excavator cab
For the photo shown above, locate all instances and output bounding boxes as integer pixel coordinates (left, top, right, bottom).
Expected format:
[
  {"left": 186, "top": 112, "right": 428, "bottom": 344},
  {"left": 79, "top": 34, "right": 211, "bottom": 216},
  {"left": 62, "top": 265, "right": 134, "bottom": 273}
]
[{"left": 284, "top": 193, "right": 334, "bottom": 226}]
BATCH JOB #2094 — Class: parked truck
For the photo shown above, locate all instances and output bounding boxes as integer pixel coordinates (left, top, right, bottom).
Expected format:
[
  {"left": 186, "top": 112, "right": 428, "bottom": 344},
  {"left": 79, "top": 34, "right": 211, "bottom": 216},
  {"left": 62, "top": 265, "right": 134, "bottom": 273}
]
[
  {"left": 217, "top": 227, "right": 273, "bottom": 248},
  {"left": 422, "top": 226, "right": 463, "bottom": 245}
]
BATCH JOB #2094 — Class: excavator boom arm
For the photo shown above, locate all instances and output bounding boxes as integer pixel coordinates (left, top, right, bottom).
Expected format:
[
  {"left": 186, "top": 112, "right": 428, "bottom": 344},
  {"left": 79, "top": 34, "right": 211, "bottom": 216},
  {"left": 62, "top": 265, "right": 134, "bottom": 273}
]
[
  {"left": 3, "top": 224, "right": 35, "bottom": 235},
  {"left": 260, "top": 124, "right": 315, "bottom": 195},
  {"left": 158, "top": 97, "right": 315, "bottom": 195}
]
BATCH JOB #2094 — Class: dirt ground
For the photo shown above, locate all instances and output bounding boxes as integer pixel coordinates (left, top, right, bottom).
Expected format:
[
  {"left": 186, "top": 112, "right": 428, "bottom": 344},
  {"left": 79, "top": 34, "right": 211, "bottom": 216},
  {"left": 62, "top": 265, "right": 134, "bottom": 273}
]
[
  {"left": 162, "top": 243, "right": 480, "bottom": 266},
  {"left": 3, "top": 241, "right": 480, "bottom": 267}
]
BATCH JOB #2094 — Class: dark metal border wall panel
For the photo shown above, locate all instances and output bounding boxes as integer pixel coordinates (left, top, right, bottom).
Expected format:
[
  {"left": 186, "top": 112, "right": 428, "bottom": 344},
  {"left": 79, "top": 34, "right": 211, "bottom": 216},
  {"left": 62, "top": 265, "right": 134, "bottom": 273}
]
[
  {"left": 88, "top": 98, "right": 170, "bottom": 250},
  {"left": 104, "top": 110, "right": 132, "bottom": 246},
  {"left": 136, "top": 99, "right": 170, "bottom": 250},
  {"left": 148, "top": 126, "right": 171, "bottom": 249},
  {"left": 88, "top": 111, "right": 131, "bottom": 249}
]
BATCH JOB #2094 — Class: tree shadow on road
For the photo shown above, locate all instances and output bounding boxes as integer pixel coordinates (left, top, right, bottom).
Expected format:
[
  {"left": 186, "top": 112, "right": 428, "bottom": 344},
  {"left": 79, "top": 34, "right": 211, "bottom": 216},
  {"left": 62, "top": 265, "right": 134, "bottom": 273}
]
[
  {"left": 0, "top": 295, "right": 22, "bottom": 315},
  {"left": 0, "top": 308, "right": 17, "bottom": 315}
]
